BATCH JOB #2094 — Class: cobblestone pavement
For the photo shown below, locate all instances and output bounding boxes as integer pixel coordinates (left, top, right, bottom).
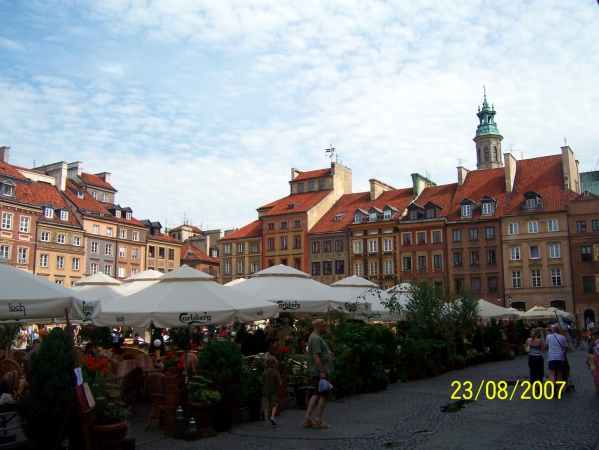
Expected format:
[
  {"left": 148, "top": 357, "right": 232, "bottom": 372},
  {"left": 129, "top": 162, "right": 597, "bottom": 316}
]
[{"left": 130, "top": 348, "right": 599, "bottom": 450}]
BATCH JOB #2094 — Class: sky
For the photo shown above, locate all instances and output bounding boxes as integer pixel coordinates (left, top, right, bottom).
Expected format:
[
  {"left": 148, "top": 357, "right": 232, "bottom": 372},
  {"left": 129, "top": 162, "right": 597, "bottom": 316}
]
[{"left": 1, "top": 1, "right": 598, "bottom": 234}]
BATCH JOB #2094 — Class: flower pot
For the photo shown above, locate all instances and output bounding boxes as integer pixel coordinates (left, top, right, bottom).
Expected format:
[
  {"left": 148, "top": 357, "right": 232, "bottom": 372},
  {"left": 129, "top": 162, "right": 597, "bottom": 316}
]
[
  {"left": 92, "top": 422, "right": 128, "bottom": 450},
  {"left": 186, "top": 402, "right": 217, "bottom": 438},
  {"left": 167, "top": 366, "right": 184, "bottom": 375}
]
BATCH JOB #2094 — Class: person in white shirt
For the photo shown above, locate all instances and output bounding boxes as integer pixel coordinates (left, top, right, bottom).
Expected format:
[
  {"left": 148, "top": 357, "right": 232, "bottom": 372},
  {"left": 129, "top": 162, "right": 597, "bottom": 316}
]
[{"left": 547, "top": 324, "right": 568, "bottom": 385}]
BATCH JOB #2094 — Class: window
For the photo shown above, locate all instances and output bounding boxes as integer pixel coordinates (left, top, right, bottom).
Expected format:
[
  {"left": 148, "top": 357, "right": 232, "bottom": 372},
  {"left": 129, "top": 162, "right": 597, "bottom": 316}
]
[
  {"left": 471, "top": 278, "right": 481, "bottom": 293},
  {"left": 115, "top": 210, "right": 121, "bottom": 218},
  {"left": 529, "top": 245, "right": 540, "bottom": 259},
  {"left": 39, "top": 254, "right": 48, "bottom": 268},
  {"left": 56, "top": 256, "right": 64, "bottom": 269},
  {"left": 72, "top": 258, "right": 80, "bottom": 270},
  {"left": 434, "top": 282, "right": 444, "bottom": 296},
  {"left": 297, "top": 183, "right": 304, "bottom": 193},
  {"left": 593, "top": 220, "right": 599, "bottom": 231},
  {"left": 126, "top": 213, "right": 131, "bottom": 220},
  {"left": 292, "top": 236, "right": 301, "bottom": 249},
  {"left": 104, "top": 265, "right": 112, "bottom": 276},
  {"left": 369, "top": 261, "right": 378, "bottom": 276},
  {"left": 323, "top": 261, "right": 332, "bottom": 275},
  {"left": 548, "top": 219, "right": 558, "bottom": 232},
  {"left": 455, "top": 278, "right": 465, "bottom": 294},
  {"left": 528, "top": 221, "right": 538, "bottom": 233},
  {"left": 280, "top": 237, "right": 287, "bottom": 250},
  {"left": 384, "top": 210, "right": 392, "bottom": 220},
  {"left": 549, "top": 244, "right": 560, "bottom": 258},
  {"left": 168, "top": 249, "right": 174, "bottom": 260},
  {"left": 105, "top": 244, "right": 113, "bottom": 256},
  {"left": 426, "top": 208, "right": 435, "bottom": 219},
  {"left": 512, "top": 271, "right": 522, "bottom": 288},
  {"left": 148, "top": 246, "right": 155, "bottom": 257},
  {"left": 551, "top": 269, "right": 562, "bottom": 286},
  {"left": 482, "top": 202, "right": 493, "bottom": 215},
  {"left": 409, "top": 210, "right": 418, "bottom": 220},
  {"left": 353, "top": 241, "right": 362, "bottom": 253},
  {"left": 44, "top": 208, "right": 53, "bottom": 219},
  {"left": 367, "top": 211, "right": 377, "bottom": 222},
  {"left": 60, "top": 210, "right": 68, "bottom": 221},
  {"left": 432, "top": 231, "right": 442, "bottom": 243},
  {"left": 238, "top": 243, "right": 245, "bottom": 253},
  {"left": 508, "top": 223, "right": 519, "bottom": 235},
  {"left": 17, "top": 248, "right": 27, "bottom": 264},
  {"left": 355, "top": 262, "right": 363, "bottom": 277},
  {"left": 224, "top": 244, "right": 231, "bottom": 254},
  {"left": 470, "top": 251, "right": 479, "bottom": 265},
  {"left": 318, "top": 180, "right": 325, "bottom": 190},
  {"left": 55, "top": 280, "right": 63, "bottom": 285},
  {"left": 583, "top": 276, "right": 595, "bottom": 293},
  {"left": 525, "top": 198, "right": 537, "bottom": 209},
  {"left": 120, "top": 229, "right": 126, "bottom": 239},
  {"left": 486, "top": 227, "right": 495, "bottom": 239},
  {"left": 225, "top": 262, "right": 231, "bottom": 274},
  {"left": 335, "top": 240, "right": 343, "bottom": 252},
  {"left": 311, "top": 262, "right": 321, "bottom": 275},
  {"left": 106, "top": 228, "right": 113, "bottom": 237},
  {"left": 582, "top": 246, "right": 592, "bottom": 261},
  {"left": 484, "top": 146, "right": 489, "bottom": 161},
  {"left": 91, "top": 242, "right": 99, "bottom": 254},
  {"left": 92, "top": 225, "right": 99, "bottom": 235},
  {"left": 77, "top": 191, "right": 84, "bottom": 199},
  {"left": 0, "top": 245, "right": 9, "bottom": 259},
  {"left": 158, "top": 247, "right": 165, "bottom": 259},
  {"left": 531, "top": 270, "right": 541, "bottom": 287},
  {"left": 294, "top": 220, "right": 301, "bottom": 227},
  {"left": 102, "top": 193, "right": 108, "bottom": 202},
  {"left": 41, "top": 232, "right": 50, "bottom": 242},
  {"left": 461, "top": 204, "right": 472, "bottom": 218},
  {"left": 90, "top": 263, "right": 98, "bottom": 274},
  {"left": 454, "top": 252, "right": 462, "bottom": 266},
  {"left": 433, "top": 254, "right": 442, "bottom": 269},
  {"left": 384, "top": 260, "right": 393, "bottom": 274},
  {"left": 0, "top": 213, "right": 12, "bottom": 231},
  {"left": 119, "top": 246, "right": 126, "bottom": 258},
  {"left": 323, "top": 240, "right": 332, "bottom": 252},
  {"left": 118, "top": 267, "right": 126, "bottom": 278},
  {"left": 488, "top": 276, "right": 498, "bottom": 292},
  {"left": 308, "top": 181, "right": 315, "bottom": 192},
  {"left": 577, "top": 221, "right": 586, "bottom": 232},
  {"left": 418, "top": 256, "right": 426, "bottom": 270},
  {"left": 280, "top": 221, "right": 288, "bottom": 229},
  {"left": 403, "top": 257, "right": 412, "bottom": 270},
  {"left": 20, "top": 217, "right": 30, "bottom": 233},
  {"left": 132, "top": 248, "right": 138, "bottom": 259},
  {"left": 469, "top": 228, "right": 478, "bottom": 240},
  {"left": 57, "top": 234, "right": 66, "bottom": 244},
  {"left": 453, "top": 230, "right": 461, "bottom": 242},
  {"left": 131, "top": 268, "right": 138, "bottom": 275},
  {"left": 383, "top": 239, "right": 392, "bottom": 251},
  {"left": 91, "top": 191, "right": 97, "bottom": 199},
  {"left": 510, "top": 247, "right": 520, "bottom": 261},
  {"left": 354, "top": 213, "right": 362, "bottom": 223},
  {"left": 402, "top": 233, "right": 411, "bottom": 245},
  {"left": 369, "top": 240, "right": 378, "bottom": 252},
  {"left": 252, "top": 244, "right": 259, "bottom": 252},
  {"left": 487, "top": 250, "right": 496, "bottom": 264},
  {"left": 251, "top": 263, "right": 260, "bottom": 273},
  {"left": 312, "top": 242, "right": 320, "bottom": 253},
  {"left": 74, "top": 236, "right": 81, "bottom": 246},
  {"left": 267, "top": 223, "right": 275, "bottom": 230},
  {"left": 237, "top": 261, "right": 244, "bottom": 273},
  {"left": 417, "top": 232, "right": 426, "bottom": 244},
  {"left": 335, "top": 260, "right": 345, "bottom": 274}
]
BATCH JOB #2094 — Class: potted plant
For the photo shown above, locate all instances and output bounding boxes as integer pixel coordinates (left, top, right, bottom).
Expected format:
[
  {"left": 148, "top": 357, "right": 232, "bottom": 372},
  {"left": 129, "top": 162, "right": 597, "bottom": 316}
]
[
  {"left": 186, "top": 374, "right": 221, "bottom": 438},
  {"left": 160, "top": 350, "right": 186, "bottom": 374},
  {"left": 91, "top": 401, "right": 131, "bottom": 450}
]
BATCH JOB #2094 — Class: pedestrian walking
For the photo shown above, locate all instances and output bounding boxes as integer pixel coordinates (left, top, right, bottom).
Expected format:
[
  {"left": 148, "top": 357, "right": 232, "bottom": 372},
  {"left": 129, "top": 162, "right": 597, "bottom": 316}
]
[
  {"left": 588, "top": 330, "right": 599, "bottom": 395},
  {"left": 547, "top": 324, "right": 568, "bottom": 385},
  {"left": 525, "top": 328, "right": 545, "bottom": 389},
  {"left": 261, "top": 355, "right": 281, "bottom": 428},
  {"left": 303, "top": 318, "right": 333, "bottom": 430}
]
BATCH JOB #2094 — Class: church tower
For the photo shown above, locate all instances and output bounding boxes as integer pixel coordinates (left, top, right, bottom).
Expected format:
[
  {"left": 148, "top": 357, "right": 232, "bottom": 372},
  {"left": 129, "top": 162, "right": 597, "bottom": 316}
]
[{"left": 474, "top": 89, "right": 503, "bottom": 170}]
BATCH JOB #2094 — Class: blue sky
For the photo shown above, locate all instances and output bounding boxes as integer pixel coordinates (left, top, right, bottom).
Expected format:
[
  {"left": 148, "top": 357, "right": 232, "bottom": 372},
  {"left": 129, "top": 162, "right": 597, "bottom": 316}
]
[{"left": 1, "top": 1, "right": 598, "bottom": 233}]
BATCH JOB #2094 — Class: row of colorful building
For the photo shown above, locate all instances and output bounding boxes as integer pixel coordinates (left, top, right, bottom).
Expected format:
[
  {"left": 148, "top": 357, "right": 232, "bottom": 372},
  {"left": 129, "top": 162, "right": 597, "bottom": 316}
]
[{"left": 218, "top": 96, "right": 599, "bottom": 326}]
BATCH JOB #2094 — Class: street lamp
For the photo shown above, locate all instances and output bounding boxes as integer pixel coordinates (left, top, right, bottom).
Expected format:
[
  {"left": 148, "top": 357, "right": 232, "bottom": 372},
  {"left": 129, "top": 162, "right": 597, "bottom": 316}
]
[
  {"left": 497, "top": 295, "right": 501, "bottom": 304},
  {"left": 507, "top": 295, "right": 513, "bottom": 305}
]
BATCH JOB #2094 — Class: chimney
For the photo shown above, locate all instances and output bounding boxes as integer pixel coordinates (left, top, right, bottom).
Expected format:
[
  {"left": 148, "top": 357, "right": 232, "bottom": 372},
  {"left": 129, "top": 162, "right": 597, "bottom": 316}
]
[
  {"left": 0, "top": 146, "right": 9, "bottom": 163},
  {"left": 290, "top": 168, "right": 301, "bottom": 181},
  {"left": 504, "top": 152, "right": 517, "bottom": 193},
  {"left": 561, "top": 145, "right": 580, "bottom": 193},
  {"left": 457, "top": 166, "right": 469, "bottom": 186},
  {"left": 95, "top": 172, "right": 111, "bottom": 183},
  {"left": 67, "top": 161, "right": 82, "bottom": 179},
  {"left": 369, "top": 178, "right": 394, "bottom": 201}
]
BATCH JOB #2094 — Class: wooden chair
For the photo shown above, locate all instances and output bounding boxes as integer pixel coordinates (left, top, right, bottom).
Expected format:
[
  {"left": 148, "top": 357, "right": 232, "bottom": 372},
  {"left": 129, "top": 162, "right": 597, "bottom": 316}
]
[
  {"left": 116, "top": 360, "right": 137, "bottom": 380},
  {"left": 111, "top": 354, "right": 123, "bottom": 363},
  {"left": 1, "top": 370, "right": 19, "bottom": 396},
  {"left": 145, "top": 372, "right": 165, "bottom": 430},
  {"left": 122, "top": 353, "right": 134, "bottom": 361},
  {"left": 110, "top": 367, "right": 143, "bottom": 416},
  {"left": 0, "top": 359, "right": 22, "bottom": 379}
]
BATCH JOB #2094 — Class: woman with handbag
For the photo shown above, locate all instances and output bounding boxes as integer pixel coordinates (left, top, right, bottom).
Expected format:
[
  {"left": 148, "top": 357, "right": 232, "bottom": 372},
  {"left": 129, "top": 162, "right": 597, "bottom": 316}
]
[
  {"left": 525, "top": 328, "right": 545, "bottom": 388},
  {"left": 546, "top": 324, "right": 568, "bottom": 386}
]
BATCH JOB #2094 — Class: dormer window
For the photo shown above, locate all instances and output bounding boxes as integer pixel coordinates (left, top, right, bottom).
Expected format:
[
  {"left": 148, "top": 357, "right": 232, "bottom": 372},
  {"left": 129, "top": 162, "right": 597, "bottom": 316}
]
[
  {"left": 77, "top": 191, "right": 84, "bottom": 199},
  {"left": 60, "top": 210, "right": 68, "bottom": 221},
  {"left": 44, "top": 208, "right": 53, "bottom": 219},
  {"left": 461, "top": 204, "right": 472, "bottom": 217},
  {"left": 126, "top": 212, "right": 131, "bottom": 220},
  {"left": 482, "top": 202, "right": 493, "bottom": 215},
  {"left": 92, "top": 191, "right": 98, "bottom": 199},
  {"left": 308, "top": 181, "right": 315, "bottom": 192},
  {"left": 297, "top": 183, "right": 304, "bottom": 193},
  {"left": 409, "top": 210, "right": 418, "bottom": 220},
  {"left": 460, "top": 198, "right": 476, "bottom": 218},
  {"left": 354, "top": 213, "right": 362, "bottom": 223},
  {"left": 1, "top": 181, "right": 15, "bottom": 197},
  {"left": 101, "top": 193, "right": 108, "bottom": 202},
  {"left": 383, "top": 210, "right": 391, "bottom": 220},
  {"left": 369, "top": 212, "right": 377, "bottom": 222},
  {"left": 318, "top": 180, "right": 325, "bottom": 190},
  {"left": 333, "top": 213, "right": 345, "bottom": 222},
  {"left": 426, "top": 208, "right": 435, "bottom": 219},
  {"left": 526, "top": 199, "right": 536, "bottom": 208},
  {"left": 523, "top": 191, "right": 541, "bottom": 210},
  {"left": 115, "top": 210, "right": 121, "bottom": 218}
]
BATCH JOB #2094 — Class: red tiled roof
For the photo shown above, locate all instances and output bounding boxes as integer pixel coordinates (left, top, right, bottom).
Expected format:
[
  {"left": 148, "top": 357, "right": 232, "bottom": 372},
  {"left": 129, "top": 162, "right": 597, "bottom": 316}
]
[
  {"left": 310, "top": 188, "right": 416, "bottom": 234},
  {"left": 169, "top": 224, "right": 202, "bottom": 234},
  {"left": 64, "top": 179, "right": 110, "bottom": 217},
  {"left": 411, "top": 183, "right": 458, "bottom": 218},
  {"left": 258, "top": 190, "right": 332, "bottom": 217},
  {"left": 99, "top": 202, "right": 146, "bottom": 227},
  {"left": 219, "top": 220, "right": 262, "bottom": 241},
  {"left": 148, "top": 232, "right": 180, "bottom": 243},
  {"left": 29, "top": 182, "right": 81, "bottom": 227},
  {"left": 80, "top": 172, "right": 116, "bottom": 191},
  {"left": 293, "top": 168, "right": 331, "bottom": 181},
  {"left": 447, "top": 168, "right": 508, "bottom": 221},
  {"left": 504, "top": 155, "right": 578, "bottom": 215},
  {"left": 0, "top": 161, "right": 29, "bottom": 181},
  {"left": 181, "top": 242, "right": 220, "bottom": 263},
  {"left": 0, "top": 177, "right": 37, "bottom": 207}
]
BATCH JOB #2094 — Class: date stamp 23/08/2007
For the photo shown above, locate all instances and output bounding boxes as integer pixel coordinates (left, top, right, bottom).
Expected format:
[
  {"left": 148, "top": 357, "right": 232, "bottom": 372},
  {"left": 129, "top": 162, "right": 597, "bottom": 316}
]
[{"left": 451, "top": 380, "right": 567, "bottom": 401}]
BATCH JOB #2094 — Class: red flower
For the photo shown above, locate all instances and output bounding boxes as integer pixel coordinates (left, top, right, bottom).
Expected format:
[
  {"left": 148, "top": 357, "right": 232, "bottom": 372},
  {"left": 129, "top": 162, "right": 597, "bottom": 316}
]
[{"left": 102, "top": 367, "right": 109, "bottom": 375}]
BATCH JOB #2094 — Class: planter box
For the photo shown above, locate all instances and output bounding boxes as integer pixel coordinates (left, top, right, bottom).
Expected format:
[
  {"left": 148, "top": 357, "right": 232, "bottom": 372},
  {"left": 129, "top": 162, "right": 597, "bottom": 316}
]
[{"left": 92, "top": 422, "right": 128, "bottom": 450}]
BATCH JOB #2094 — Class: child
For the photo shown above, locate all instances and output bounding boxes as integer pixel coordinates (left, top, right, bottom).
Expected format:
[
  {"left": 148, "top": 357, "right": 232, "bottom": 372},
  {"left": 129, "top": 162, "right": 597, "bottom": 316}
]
[{"left": 261, "top": 355, "right": 282, "bottom": 427}]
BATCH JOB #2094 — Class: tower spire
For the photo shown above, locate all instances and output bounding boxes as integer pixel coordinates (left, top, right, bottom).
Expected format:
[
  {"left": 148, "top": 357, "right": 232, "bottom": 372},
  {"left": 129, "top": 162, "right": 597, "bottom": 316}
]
[{"left": 474, "top": 89, "right": 503, "bottom": 170}]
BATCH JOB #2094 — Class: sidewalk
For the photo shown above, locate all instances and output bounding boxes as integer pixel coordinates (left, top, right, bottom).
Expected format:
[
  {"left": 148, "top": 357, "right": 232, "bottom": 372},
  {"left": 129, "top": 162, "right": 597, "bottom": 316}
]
[{"left": 130, "top": 348, "right": 599, "bottom": 450}]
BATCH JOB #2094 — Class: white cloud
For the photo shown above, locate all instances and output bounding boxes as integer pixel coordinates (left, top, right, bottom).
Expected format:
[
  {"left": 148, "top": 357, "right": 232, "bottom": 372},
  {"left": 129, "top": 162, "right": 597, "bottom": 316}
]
[{"left": 0, "top": 37, "right": 25, "bottom": 52}]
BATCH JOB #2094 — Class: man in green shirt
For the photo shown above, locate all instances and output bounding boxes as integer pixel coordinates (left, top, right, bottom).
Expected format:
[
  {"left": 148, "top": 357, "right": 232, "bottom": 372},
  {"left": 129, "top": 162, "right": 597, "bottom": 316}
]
[{"left": 302, "top": 319, "right": 333, "bottom": 429}]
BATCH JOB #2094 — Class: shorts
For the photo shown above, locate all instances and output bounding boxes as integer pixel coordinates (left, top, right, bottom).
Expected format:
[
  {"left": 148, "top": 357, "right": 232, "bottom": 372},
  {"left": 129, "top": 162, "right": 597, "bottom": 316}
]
[
  {"left": 311, "top": 375, "right": 331, "bottom": 398},
  {"left": 548, "top": 360, "right": 566, "bottom": 372},
  {"left": 261, "top": 394, "right": 278, "bottom": 412}
]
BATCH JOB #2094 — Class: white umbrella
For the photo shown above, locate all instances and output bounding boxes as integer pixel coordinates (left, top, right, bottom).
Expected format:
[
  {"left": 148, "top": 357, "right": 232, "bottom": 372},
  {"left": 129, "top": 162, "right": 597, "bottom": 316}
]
[
  {"left": 229, "top": 265, "right": 363, "bottom": 316},
  {"left": 476, "top": 299, "right": 520, "bottom": 320},
  {"left": 0, "top": 260, "right": 100, "bottom": 321},
  {"left": 386, "top": 282, "right": 412, "bottom": 294},
  {"left": 521, "top": 306, "right": 555, "bottom": 320},
  {"left": 121, "top": 269, "right": 163, "bottom": 295},
  {"left": 93, "top": 265, "right": 279, "bottom": 327},
  {"left": 330, "top": 276, "right": 403, "bottom": 321},
  {"left": 224, "top": 278, "right": 246, "bottom": 287}
]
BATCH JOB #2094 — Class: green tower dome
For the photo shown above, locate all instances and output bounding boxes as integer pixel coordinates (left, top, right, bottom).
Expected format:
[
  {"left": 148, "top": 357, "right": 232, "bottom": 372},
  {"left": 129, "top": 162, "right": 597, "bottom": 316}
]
[{"left": 475, "top": 92, "right": 500, "bottom": 137}]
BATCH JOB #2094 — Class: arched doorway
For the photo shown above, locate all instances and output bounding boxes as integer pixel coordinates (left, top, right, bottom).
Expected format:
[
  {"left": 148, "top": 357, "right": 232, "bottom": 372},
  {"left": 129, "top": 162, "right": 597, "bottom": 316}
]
[
  {"left": 511, "top": 301, "right": 526, "bottom": 312},
  {"left": 584, "top": 309, "right": 596, "bottom": 329},
  {"left": 550, "top": 300, "right": 566, "bottom": 311}
]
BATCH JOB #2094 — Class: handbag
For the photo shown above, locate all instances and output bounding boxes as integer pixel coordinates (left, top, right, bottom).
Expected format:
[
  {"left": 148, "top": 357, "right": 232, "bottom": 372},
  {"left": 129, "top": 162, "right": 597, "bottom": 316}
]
[
  {"left": 554, "top": 334, "right": 570, "bottom": 371},
  {"left": 318, "top": 378, "right": 333, "bottom": 392}
]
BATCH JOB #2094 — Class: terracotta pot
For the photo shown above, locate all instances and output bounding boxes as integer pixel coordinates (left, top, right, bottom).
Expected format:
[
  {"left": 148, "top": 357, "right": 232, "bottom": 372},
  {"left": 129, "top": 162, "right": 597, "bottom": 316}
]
[
  {"left": 91, "top": 422, "right": 128, "bottom": 450},
  {"left": 166, "top": 366, "right": 184, "bottom": 375}
]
